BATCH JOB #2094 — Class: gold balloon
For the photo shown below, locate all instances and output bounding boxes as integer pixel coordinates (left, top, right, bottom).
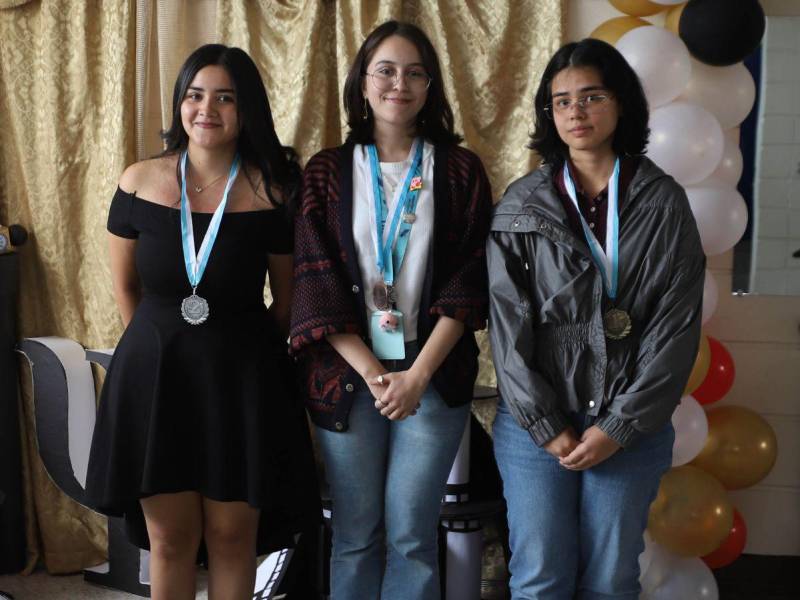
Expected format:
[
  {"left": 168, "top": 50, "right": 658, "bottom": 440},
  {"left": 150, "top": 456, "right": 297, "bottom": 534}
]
[
  {"left": 684, "top": 334, "right": 711, "bottom": 396},
  {"left": 589, "top": 16, "right": 650, "bottom": 46},
  {"left": 691, "top": 406, "right": 778, "bottom": 490},
  {"left": 610, "top": 0, "right": 665, "bottom": 17},
  {"left": 665, "top": 3, "right": 686, "bottom": 35},
  {"left": 648, "top": 465, "right": 734, "bottom": 557}
]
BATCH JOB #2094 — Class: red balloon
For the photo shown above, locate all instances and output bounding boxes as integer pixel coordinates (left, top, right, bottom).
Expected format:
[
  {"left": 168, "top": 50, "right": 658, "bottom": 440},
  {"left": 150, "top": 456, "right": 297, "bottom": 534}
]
[
  {"left": 702, "top": 509, "right": 748, "bottom": 569},
  {"left": 693, "top": 336, "right": 735, "bottom": 405}
]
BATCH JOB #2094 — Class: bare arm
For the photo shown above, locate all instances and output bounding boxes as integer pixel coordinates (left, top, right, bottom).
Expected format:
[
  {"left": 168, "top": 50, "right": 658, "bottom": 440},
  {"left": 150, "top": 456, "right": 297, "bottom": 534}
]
[
  {"left": 327, "top": 333, "right": 387, "bottom": 401},
  {"left": 108, "top": 233, "right": 140, "bottom": 327},
  {"left": 266, "top": 253, "right": 293, "bottom": 337},
  {"left": 409, "top": 315, "right": 463, "bottom": 382}
]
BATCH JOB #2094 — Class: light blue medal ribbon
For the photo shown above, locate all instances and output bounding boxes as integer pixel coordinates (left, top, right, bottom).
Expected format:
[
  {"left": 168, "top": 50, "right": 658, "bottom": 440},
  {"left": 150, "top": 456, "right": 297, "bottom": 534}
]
[
  {"left": 178, "top": 150, "right": 241, "bottom": 323},
  {"left": 563, "top": 157, "right": 631, "bottom": 340},
  {"left": 367, "top": 140, "right": 425, "bottom": 299},
  {"left": 562, "top": 157, "right": 620, "bottom": 300}
]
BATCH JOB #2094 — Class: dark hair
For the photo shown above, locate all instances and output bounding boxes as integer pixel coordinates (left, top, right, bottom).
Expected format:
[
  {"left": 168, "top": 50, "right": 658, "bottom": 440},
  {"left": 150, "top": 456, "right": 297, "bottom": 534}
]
[
  {"left": 161, "top": 44, "right": 301, "bottom": 210},
  {"left": 343, "top": 21, "right": 462, "bottom": 146},
  {"left": 529, "top": 38, "right": 650, "bottom": 166}
]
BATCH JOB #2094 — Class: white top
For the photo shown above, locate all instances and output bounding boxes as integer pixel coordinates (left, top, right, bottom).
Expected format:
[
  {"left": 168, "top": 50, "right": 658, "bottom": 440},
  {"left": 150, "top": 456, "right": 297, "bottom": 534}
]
[{"left": 352, "top": 141, "right": 435, "bottom": 342}]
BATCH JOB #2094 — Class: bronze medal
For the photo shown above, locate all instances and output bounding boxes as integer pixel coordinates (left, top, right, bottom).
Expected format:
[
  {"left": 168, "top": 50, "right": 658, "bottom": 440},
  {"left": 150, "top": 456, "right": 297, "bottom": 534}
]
[
  {"left": 603, "top": 308, "right": 631, "bottom": 340},
  {"left": 372, "top": 284, "right": 396, "bottom": 311}
]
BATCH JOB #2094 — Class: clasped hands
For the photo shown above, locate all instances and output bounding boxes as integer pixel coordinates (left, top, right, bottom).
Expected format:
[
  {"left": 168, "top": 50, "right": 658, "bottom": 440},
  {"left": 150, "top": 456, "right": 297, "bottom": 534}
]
[
  {"left": 366, "top": 370, "right": 426, "bottom": 421},
  {"left": 544, "top": 425, "right": 621, "bottom": 470}
]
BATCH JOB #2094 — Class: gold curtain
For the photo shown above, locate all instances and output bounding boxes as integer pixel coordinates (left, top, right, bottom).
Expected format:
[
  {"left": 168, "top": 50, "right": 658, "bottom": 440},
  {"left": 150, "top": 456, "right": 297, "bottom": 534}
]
[
  {"left": 1, "top": 0, "right": 563, "bottom": 573},
  {"left": 136, "top": 0, "right": 217, "bottom": 159},
  {"left": 0, "top": 0, "right": 135, "bottom": 574}
]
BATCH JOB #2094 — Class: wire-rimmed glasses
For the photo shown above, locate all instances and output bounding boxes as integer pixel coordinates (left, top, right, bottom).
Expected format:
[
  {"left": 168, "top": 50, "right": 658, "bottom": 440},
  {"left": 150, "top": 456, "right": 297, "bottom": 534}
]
[
  {"left": 545, "top": 93, "right": 613, "bottom": 118},
  {"left": 364, "top": 66, "right": 432, "bottom": 92}
]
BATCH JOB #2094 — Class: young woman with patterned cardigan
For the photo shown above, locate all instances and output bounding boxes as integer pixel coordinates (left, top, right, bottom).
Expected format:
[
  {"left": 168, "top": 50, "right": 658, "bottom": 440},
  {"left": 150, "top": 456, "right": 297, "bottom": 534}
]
[{"left": 289, "top": 20, "right": 492, "bottom": 600}]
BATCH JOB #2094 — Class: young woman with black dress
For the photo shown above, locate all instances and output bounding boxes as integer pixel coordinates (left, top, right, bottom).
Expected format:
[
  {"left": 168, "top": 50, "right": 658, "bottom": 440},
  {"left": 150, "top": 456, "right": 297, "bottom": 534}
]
[{"left": 85, "top": 45, "right": 319, "bottom": 600}]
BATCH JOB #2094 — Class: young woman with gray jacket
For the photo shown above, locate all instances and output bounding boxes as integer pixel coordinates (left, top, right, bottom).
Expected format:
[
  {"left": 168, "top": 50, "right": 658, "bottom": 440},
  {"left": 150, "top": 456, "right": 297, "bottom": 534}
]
[{"left": 487, "top": 38, "right": 705, "bottom": 599}]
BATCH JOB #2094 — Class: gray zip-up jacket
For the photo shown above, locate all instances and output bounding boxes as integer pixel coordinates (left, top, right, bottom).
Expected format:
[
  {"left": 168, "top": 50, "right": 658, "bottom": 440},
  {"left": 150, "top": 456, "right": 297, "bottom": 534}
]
[{"left": 487, "top": 156, "right": 705, "bottom": 448}]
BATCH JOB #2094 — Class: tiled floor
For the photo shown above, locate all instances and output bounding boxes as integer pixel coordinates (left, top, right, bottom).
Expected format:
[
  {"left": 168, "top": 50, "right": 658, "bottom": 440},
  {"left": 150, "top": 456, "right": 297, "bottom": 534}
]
[
  {"left": 2, "top": 555, "right": 800, "bottom": 599},
  {"left": 0, "top": 570, "right": 208, "bottom": 600}
]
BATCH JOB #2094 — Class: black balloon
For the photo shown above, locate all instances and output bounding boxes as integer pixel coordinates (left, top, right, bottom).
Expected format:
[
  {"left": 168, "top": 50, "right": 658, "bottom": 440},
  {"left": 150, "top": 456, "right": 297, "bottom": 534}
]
[{"left": 679, "top": 0, "right": 765, "bottom": 66}]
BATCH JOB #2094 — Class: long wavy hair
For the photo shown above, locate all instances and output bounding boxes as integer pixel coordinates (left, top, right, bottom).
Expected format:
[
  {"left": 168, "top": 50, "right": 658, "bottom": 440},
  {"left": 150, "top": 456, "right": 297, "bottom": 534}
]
[{"left": 161, "top": 44, "right": 301, "bottom": 211}]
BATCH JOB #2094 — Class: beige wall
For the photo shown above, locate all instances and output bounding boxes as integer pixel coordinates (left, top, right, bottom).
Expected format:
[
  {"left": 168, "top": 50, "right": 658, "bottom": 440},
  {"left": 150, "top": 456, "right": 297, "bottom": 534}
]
[{"left": 568, "top": 0, "right": 800, "bottom": 556}]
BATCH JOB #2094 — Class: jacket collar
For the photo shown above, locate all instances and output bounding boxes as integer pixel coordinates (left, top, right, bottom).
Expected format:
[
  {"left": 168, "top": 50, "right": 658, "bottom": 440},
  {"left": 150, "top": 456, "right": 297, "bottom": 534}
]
[{"left": 492, "top": 155, "right": 670, "bottom": 233}]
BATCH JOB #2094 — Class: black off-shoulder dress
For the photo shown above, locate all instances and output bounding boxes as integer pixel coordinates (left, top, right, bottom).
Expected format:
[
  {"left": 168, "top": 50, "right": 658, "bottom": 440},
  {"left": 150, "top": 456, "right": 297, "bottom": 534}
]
[{"left": 85, "top": 188, "right": 320, "bottom": 555}]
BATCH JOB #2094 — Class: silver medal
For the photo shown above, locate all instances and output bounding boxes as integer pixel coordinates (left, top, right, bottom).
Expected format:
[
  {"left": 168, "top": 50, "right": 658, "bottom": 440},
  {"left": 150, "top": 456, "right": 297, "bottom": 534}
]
[
  {"left": 179, "top": 151, "right": 240, "bottom": 328},
  {"left": 181, "top": 293, "right": 210, "bottom": 325}
]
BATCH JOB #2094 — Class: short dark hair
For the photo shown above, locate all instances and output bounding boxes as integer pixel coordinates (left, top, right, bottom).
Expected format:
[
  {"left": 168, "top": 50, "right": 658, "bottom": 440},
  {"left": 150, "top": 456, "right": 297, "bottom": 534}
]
[
  {"left": 343, "top": 21, "right": 462, "bottom": 146},
  {"left": 529, "top": 38, "right": 650, "bottom": 166},
  {"left": 161, "top": 44, "right": 301, "bottom": 210}
]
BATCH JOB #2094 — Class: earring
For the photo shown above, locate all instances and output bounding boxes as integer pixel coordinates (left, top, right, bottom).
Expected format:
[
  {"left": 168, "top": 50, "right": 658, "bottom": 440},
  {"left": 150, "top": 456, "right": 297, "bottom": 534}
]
[{"left": 362, "top": 97, "right": 369, "bottom": 121}]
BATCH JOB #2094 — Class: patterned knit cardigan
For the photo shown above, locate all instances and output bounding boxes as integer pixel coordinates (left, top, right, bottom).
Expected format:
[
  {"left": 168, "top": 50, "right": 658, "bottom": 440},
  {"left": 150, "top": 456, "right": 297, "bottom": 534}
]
[{"left": 289, "top": 142, "right": 492, "bottom": 432}]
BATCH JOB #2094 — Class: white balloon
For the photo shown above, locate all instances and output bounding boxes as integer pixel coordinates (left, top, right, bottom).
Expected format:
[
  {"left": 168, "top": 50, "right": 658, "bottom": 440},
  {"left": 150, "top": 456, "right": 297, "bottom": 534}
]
[
  {"left": 710, "top": 130, "right": 744, "bottom": 186},
  {"left": 678, "top": 60, "right": 756, "bottom": 130},
  {"left": 639, "top": 532, "right": 656, "bottom": 585},
  {"left": 685, "top": 178, "right": 749, "bottom": 256},
  {"left": 640, "top": 534, "right": 677, "bottom": 595},
  {"left": 702, "top": 269, "right": 719, "bottom": 324},
  {"left": 647, "top": 557, "right": 719, "bottom": 600},
  {"left": 671, "top": 395, "right": 709, "bottom": 466},
  {"left": 616, "top": 27, "right": 691, "bottom": 108},
  {"left": 648, "top": 102, "right": 724, "bottom": 185}
]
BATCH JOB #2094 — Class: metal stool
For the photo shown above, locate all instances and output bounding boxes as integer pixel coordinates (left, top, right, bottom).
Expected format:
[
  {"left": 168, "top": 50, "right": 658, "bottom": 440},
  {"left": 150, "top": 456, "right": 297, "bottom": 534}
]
[{"left": 439, "top": 386, "right": 508, "bottom": 600}]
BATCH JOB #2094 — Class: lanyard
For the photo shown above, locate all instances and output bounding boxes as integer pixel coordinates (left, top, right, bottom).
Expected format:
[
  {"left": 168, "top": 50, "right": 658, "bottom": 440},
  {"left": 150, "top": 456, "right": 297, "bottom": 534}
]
[
  {"left": 367, "top": 139, "right": 424, "bottom": 286},
  {"left": 562, "top": 158, "right": 621, "bottom": 300},
  {"left": 179, "top": 150, "right": 241, "bottom": 289}
]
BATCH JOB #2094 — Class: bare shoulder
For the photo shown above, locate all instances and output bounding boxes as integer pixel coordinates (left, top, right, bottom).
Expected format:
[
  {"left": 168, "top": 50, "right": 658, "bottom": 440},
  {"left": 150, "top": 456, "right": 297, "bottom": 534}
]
[{"left": 119, "top": 155, "right": 179, "bottom": 206}]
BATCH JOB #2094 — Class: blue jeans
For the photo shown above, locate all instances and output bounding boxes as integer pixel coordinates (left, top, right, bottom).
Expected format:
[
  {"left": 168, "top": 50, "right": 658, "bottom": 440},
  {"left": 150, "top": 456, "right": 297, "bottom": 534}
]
[
  {"left": 315, "top": 344, "right": 470, "bottom": 600},
  {"left": 493, "top": 401, "right": 674, "bottom": 600}
]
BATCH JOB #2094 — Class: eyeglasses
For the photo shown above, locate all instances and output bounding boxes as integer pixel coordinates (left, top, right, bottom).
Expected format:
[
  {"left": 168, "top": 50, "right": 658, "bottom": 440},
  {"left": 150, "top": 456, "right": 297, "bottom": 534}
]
[
  {"left": 545, "top": 94, "right": 613, "bottom": 117},
  {"left": 364, "top": 66, "right": 432, "bottom": 92}
]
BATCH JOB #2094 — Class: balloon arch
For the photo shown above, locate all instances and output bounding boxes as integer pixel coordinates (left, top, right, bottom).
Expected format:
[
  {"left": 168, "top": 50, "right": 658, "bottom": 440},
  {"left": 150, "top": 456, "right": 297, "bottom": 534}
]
[{"left": 590, "top": 1, "right": 776, "bottom": 598}]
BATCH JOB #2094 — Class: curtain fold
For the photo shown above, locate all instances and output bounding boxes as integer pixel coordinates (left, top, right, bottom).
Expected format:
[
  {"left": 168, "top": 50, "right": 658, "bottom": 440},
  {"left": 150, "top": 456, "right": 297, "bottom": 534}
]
[
  {"left": 136, "top": 0, "right": 217, "bottom": 159},
  {"left": 1, "top": 0, "right": 563, "bottom": 571},
  {"left": 0, "top": 0, "right": 136, "bottom": 573},
  {"left": 216, "top": 0, "right": 345, "bottom": 162}
]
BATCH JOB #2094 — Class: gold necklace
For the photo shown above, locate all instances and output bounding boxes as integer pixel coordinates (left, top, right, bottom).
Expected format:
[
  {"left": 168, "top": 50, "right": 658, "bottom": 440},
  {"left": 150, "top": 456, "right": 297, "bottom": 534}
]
[{"left": 192, "top": 172, "right": 226, "bottom": 194}]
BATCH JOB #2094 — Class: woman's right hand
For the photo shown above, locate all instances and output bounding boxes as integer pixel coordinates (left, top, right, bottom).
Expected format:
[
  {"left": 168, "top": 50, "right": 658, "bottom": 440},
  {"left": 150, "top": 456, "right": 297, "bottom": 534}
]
[{"left": 543, "top": 427, "right": 580, "bottom": 459}]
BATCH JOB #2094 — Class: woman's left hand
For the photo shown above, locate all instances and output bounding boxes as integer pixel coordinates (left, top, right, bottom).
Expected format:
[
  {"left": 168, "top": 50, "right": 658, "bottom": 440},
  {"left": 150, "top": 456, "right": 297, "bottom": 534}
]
[
  {"left": 559, "top": 425, "right": 621, "bottom": 471},
  {"left": 371, "top": 370, "right": 427, "bottom": 420}
]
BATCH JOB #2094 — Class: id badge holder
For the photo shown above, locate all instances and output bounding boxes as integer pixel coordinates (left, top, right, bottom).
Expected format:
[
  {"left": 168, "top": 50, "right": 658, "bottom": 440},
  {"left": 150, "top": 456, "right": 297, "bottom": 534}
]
[{"left": 370, "top": 310, "right": 405, "bottom": 359}]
